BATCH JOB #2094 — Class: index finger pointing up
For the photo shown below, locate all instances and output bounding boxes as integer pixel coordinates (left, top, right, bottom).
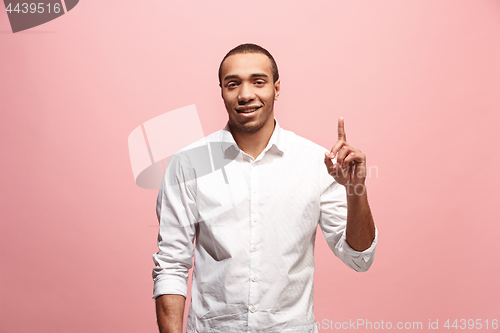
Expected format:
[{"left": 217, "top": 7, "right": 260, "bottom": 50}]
[{"left": 338, "top": 117, "right": 346, "bottom": 141}]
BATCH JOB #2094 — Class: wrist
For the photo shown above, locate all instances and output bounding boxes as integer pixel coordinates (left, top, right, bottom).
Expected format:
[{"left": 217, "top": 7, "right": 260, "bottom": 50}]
[{"left": 345, "top": 182, "right": 367, "bottom": 197}]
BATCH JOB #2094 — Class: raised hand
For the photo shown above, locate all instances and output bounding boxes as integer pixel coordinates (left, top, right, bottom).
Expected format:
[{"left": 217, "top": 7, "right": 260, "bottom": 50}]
[{"left": 324, "top": 117, "right": 367, "bottom": 192}]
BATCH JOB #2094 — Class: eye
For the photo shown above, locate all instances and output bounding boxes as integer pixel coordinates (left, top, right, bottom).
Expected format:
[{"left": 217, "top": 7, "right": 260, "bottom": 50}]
[
  {"left": 227, "top": 82, "right": 239, "bottom": 88},
  {"left": 255, "top": 80, "right": 265, "bottom": 86}
]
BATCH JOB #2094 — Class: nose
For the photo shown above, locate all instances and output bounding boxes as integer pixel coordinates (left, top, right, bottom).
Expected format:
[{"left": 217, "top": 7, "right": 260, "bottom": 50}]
[{"left": 238, "top": 82, "right": 255, "bottom": 104}]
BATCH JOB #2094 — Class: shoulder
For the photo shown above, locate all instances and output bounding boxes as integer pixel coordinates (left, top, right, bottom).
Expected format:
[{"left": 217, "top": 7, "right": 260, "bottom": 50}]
[
  {"left": 280, "top": 127, "right": 329, "bottom": 157},
  {"left": 280, "top": 127, "right": 336, "bottom": 190},
  {"left": 168, "top": 128, "right": 230, "bottom": 175},
  {"left": 177, "top": 128, "right": 226, "bottom": 152}
]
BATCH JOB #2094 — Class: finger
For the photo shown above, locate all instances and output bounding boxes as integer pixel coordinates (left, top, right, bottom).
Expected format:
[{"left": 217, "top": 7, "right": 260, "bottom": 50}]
[
  {"left": 329, "top": 140, "right": 346, "bottom": 159},
  {"left": 324, "top": 152, "right": 335, "bottom": 172},
  {"left": 324, "top": 152, "right": 341, "bottom": 176},
  {"left": 336, "top": 145, "right": 354, "bottom": 166},
  {"left": 324, "top": 151, "right": 332, "bottom": 162},
  {"left": 343, "top": 151, "right": 365, "bottom": 165},
  {"left": 325, "top": 151, "right": 341, "bottom": 166},
  {"left": 338, "top": 117, "right": 346, "bottom": 141}
]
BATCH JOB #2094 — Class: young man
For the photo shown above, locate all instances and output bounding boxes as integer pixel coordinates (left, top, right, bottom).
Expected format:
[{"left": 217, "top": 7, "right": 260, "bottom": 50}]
[{"left": 153, "top": 44, "right": 377, "bottom": 333}]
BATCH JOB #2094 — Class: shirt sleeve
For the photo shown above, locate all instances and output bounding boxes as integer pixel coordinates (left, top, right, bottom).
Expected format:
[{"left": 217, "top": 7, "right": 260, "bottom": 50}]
[
  {"left": 152, "top": 154, "right": 198, "bottom": 299},
  {"left": 318, "top": 166, "right": 378, "bottom": 272}
]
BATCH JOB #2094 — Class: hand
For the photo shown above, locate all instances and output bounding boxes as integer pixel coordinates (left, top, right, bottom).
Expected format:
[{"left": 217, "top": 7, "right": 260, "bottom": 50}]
[{"left": 324, "top": 117, "right": 367, "bottom": 190}]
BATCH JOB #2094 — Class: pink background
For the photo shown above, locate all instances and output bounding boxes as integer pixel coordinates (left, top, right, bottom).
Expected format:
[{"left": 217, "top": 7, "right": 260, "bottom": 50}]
[{"left": 1, "top": 0, "right": 499, "bottom": 332}]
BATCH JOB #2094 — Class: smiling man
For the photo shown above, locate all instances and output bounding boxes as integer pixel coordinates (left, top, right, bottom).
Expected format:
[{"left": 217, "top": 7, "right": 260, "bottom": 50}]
[{"left": 152, "top": 43, "right": 378, "bottom": 333}]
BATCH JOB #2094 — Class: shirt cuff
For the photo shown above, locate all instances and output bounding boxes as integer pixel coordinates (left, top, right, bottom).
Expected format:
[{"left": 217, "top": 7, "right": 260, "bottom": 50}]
[
  {"left": 152, "top": 277, "right": 188, "bottom": 299},
  {"left": 337, "top": 227, "right": 378, "bottom": 271}
]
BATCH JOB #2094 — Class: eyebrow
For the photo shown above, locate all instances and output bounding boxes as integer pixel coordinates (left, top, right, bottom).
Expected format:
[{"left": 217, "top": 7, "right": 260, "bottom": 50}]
[{"left": 223, "top": 73, "right": 269, "bottom": 81}]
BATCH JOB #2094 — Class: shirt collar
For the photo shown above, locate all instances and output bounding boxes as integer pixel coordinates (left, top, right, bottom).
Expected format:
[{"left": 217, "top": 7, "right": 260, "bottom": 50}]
[{"left": 221, "top": 118, "right": 286, "bottom": 158}]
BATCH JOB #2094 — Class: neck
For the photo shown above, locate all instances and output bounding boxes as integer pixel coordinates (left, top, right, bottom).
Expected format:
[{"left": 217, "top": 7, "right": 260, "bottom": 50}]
[{"left": 229, "top": 119, "right": 276, "bottom": 159}]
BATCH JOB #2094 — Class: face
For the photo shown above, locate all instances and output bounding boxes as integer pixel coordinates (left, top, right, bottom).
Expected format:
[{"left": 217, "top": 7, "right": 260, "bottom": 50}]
[{"left": 220, "top": 52, "right": 280, "bottom": 135}]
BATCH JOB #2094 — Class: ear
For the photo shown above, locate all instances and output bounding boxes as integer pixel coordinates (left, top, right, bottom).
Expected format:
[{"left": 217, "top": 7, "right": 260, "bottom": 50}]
[{"left": 274, "top": 79, "right": 280, "bottom": 100}]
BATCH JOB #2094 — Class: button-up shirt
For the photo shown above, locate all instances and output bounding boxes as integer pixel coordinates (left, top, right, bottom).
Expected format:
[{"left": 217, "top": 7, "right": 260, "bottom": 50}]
[{"left": 152, "top": 119, "right": 378, "bottom": 333}]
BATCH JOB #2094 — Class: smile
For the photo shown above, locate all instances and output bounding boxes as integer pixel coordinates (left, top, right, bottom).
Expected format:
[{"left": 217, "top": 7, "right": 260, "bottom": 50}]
[
  {"left": 237, "top": 106, "right": 261, "bottom": 114},
  {"left": 236, "top": 107, "right": 261, "bottom": 118}
]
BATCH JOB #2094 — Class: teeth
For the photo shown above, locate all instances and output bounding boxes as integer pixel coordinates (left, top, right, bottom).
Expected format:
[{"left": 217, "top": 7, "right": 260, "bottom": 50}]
[{"left": 243, "top": 108, "right": 257, "bottom": 113}]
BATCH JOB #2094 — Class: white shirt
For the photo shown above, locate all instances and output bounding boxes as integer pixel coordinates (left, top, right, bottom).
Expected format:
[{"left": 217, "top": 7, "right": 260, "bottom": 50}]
[{"left": 152, "top": 119, "right": 378, "bottom": 333}]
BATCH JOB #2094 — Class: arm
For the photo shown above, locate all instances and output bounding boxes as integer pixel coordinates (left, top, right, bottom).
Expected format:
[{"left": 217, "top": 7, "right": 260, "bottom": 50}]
[
  {"left": 318, "top": 176, "right": 377, "bottom": 272},
  {"left": 152, "top": 154, "right": 198, "bottom": 330},
  {"left": 155, "top": 294, "right": 186, "bottom": 333},
  {"left": 321, "top": 117, "right": 377, "bottom": 269},
  {"left": 325, "top": 117, "right": 376, "bottom": 251},
  {"left": 346, "top": 188, "right": 375, "bottom": 251}
]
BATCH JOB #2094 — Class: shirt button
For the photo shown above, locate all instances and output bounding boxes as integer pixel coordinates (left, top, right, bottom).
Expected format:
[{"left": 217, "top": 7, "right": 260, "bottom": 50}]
[
  {"left": 251, "top": 276, "right": 257, "bottom": 282},
  {"left": 253, "top": 220, "right": 257, "bottom": 223},
  {"left": 250, "top": 306, "right": 256, "bottom": 313},
  {"left": 251, "top": 246, "right": 257, "bottom": 252}
]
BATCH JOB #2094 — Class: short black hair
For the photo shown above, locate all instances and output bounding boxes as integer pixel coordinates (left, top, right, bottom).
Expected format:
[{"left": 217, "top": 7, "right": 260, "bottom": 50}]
[{"left": 218, "top": 43, "right": 279, "bottom": 86}]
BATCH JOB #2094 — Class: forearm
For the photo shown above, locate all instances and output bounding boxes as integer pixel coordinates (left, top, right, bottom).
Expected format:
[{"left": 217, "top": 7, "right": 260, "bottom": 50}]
[
  {"left": 155, "top": 294, "right": 186, "bottom": 333},
  {"left": 345, "top": 185, "right": 376, "bottom": 251}
]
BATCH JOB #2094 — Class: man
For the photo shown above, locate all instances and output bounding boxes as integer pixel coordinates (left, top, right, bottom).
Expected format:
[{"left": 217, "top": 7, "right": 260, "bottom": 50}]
[{"left": 152, "top": 43, "right": 377, "bottom": 333}]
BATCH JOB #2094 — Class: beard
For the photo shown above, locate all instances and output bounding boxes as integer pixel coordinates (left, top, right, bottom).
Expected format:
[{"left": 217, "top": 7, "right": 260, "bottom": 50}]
[
  {"left": 226, "top": 103, "right": 274, "bottom": 135},
  {"left": 230, "top": 115, "right": 268, "bottom": 133}
]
